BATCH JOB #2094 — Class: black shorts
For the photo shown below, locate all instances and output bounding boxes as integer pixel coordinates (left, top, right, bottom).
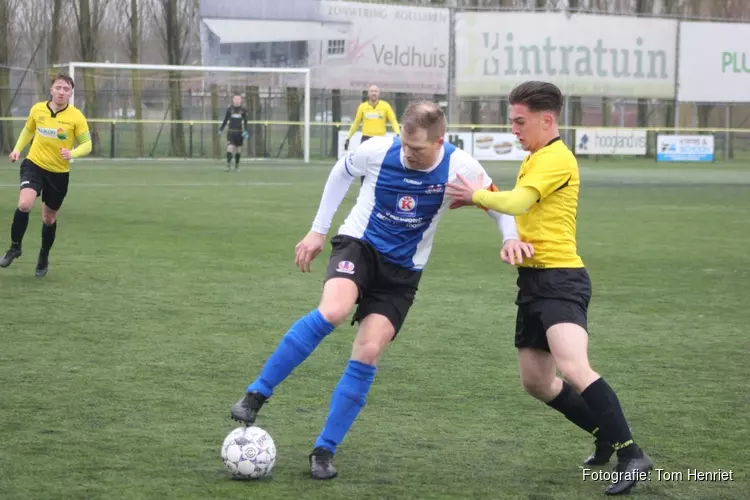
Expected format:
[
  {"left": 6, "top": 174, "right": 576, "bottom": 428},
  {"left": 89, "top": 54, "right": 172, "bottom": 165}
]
[
  {"left": 20, "top": 159, "right": 70, "bottom": 211},
  {"left": 227, "top": 131, "right": 244, "bottom": 147},
  {"left": 514, "top": 267, "right": 592, "bottom": 352},
  {"left": 324, "top": 235, "right": 421, "bottom": 337}
]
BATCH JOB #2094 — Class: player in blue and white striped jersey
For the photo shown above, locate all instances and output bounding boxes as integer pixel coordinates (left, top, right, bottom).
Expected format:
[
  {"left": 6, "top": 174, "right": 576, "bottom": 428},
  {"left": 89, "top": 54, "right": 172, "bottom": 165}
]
[{"left": 231, "top": 101, "right": 534, "bottom": 480}]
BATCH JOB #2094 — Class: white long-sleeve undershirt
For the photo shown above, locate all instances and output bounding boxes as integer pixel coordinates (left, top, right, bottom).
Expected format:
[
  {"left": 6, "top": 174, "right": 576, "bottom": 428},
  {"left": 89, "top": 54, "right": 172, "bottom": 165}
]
[{"left": 311, "top": 157, "right": 355, "bottom": 235}]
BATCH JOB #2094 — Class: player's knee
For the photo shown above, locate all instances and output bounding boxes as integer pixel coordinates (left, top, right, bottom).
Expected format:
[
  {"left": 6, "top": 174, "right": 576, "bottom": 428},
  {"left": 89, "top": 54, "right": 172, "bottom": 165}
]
[
  {"left": 520, "top": 375, "right": 555, "bottom": 400},
  {"left": 17, "top": 193, "right": 36, "bottom": 212},
  {"left": 227, "top": 145, "right": 235, "bottom": 154},
  {"left": 317, "top": 305, "right": 351, "bottom": 327},
  {"left": 556, "top": 362, "right": 596, "bottom": 391},
  {"left": 351, "top": 339, "right": 385, "bottom": 365},
  {"left": 17, "top": 201, "right": 33, "bottom": 212},
  {"left": 42, "top": 212, "right": 57, "bottom": 225}
]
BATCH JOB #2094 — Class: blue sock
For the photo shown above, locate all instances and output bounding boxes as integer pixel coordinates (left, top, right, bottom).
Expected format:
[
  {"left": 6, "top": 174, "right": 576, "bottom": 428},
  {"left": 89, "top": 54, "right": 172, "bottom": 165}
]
[
  {"left": 246, "top": 309, "right": 335, "bottom": 397},
  {"left": 314, "top": 360, "right": 377, "bottom": 454}
]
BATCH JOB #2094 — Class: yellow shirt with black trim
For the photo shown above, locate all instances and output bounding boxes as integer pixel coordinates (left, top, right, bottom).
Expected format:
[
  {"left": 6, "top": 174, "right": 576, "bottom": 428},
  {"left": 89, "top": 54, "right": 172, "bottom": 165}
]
[
  {"left": 24, "top": 101, "right": 90, "bottom": 173},
  {"left": 514, "top": 138, "right": 584, "bottom": 269},
  {"left": 347, "top": 100, "right": 400, "bottom": 139}
]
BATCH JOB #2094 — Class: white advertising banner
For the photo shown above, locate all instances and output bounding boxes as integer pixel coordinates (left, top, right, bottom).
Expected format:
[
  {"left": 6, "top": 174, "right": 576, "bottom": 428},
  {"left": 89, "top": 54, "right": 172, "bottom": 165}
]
[
  {"left": 677, "top": 22, "right": 750, "bottom": 102},
  {"left": 444, "top": 132, "right": 474, "bottom": 156},
  {"left": 455, "top": 12, "right": 677, "bottom": 98},
  {"left": 314, "top": 1, "right": 449, "bottom": 93},
  {"left": 656, "top": 135, "right": 714, "bottom": 162},
  {"left": 337, "top": 131, "right": 526, "bottom": 161},
  {"left": 471, "top": 133, "right": 530, "bottom": 161},
  {"left": 575, "top": 128, "right": 647, "bottom": 155}
]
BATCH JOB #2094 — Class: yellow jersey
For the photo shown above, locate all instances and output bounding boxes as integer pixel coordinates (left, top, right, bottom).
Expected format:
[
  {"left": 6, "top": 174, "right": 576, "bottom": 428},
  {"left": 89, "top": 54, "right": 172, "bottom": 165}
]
[
  {"left": 514, "top": 138, "right": 584, "bottom": 269},
  {"left": 347, "top": 100, "right": 400, "bottom": 139},
  {"left": 24, "top": 101, "right": 90, "bottom": 173}
]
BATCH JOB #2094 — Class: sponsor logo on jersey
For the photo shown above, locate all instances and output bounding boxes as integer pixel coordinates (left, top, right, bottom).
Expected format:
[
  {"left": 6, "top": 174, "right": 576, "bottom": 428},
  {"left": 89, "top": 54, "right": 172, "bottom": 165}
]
[
  {"left": 37, "top": 127, "right": 59, "bottom": 138},
  {"left": 336, "top": 260, "right": 355, "bottom": 274},
  {"left": 56, "top": 128, "right": 67, "bottom": 140},
  {"left": 403, "top": 178, "right": 422, "bottom": 185},
  {"left": 396, "top": 194, "right": 418, "bottom": 216},
  {"left": 425, "top": 184, "right": 444, "bottom": 194}
]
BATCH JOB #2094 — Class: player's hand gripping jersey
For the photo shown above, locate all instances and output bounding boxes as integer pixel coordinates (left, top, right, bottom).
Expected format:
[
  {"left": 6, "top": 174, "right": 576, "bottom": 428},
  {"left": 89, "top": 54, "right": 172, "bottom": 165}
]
[{"left": 312, "top": 137, "right": 517, "bottom": 270}]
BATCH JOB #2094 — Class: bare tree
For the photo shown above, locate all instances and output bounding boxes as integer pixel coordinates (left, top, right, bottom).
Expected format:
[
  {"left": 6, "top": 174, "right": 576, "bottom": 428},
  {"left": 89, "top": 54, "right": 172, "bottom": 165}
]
[
  {"left": 73, "top": 0, "right": 112, "bottom": 152},
  {"left": 0, "top": 0, "right": 21, "bottom": 153},
  {"left": 151, "top": 0, "right": 196, "bottom": 157},
  {"left": 120, "top": 0, "right": 145, "bottom": 156},
  {"left": 17, "top": 0, "right": 54, "bottom": 97},
  {"left": 47, "top": 0, "right": 64, "bottom": 81}
]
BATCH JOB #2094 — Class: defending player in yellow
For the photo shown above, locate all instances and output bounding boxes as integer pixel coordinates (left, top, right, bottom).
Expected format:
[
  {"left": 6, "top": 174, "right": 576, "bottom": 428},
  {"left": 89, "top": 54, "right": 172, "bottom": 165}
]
[
  {"left": 446, "top": 81, "right": 653, "bottom": 496},
  {"left": 1, "top": 73, "right": 92, "bottom": 277},
  {"left": 344, "top": 85, "right": 400, "bottom": 151}
]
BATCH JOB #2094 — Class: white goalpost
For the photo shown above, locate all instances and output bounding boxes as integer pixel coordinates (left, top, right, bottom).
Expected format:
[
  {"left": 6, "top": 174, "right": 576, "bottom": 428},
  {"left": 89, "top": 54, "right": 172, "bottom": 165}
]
[{"left": 59, "top": 62, "right": 312, "bottom": 163}]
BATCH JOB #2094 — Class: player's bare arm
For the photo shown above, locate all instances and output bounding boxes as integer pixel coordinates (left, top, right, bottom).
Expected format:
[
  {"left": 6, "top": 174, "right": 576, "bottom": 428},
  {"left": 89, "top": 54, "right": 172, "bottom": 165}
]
[
  {"left": 501, "top": 239, "right": 534, "bottom": 266},
  {"left": 295, "top": 231, "right": 326, "bottom": 273}
]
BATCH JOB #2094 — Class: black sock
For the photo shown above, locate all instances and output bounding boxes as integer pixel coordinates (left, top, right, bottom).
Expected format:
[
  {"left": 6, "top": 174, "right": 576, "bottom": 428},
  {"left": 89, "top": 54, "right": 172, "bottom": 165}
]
[
  {"left": 547, "top": 381, "right": 600, "bottom": 435},
  {"left": 10, "top": 208, "right": 30, "bottom": 247},
  {"left": 226, "top": 152, "right": 232, "bottom": 164},
  {"left": 235, "top": 153, "right": 241, "bottom": 165},
  {"left": 581, "top": 378, "right": 639, "bottom": 458},
  {"left": 41, "top": 221, "right": 57, "bottom": 253}
]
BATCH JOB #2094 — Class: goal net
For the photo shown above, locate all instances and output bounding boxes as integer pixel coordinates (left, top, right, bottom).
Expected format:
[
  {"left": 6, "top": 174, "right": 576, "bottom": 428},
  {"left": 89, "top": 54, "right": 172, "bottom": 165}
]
[{"left": 60, "top": 62, "right": 312, "bottom": 162}]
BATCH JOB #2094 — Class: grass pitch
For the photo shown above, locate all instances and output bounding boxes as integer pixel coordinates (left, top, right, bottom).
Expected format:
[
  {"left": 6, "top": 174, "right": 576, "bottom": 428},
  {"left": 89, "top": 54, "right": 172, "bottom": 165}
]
[{"left": 0, "top": 157, "right": 747, "bottom": 499}]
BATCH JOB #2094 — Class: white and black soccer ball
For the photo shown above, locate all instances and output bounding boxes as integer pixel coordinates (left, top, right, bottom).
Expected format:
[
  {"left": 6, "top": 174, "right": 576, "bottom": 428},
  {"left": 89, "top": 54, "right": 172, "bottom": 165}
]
[{"left": 221, "top": 426, "right": 276, "bottom": 479}]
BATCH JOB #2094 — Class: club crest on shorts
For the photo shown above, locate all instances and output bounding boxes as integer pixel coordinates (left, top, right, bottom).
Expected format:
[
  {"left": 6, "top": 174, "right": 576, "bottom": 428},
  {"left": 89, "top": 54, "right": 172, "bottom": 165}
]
[
  {"left": 336, "top": 260, "right": 355, "bottom": 274},
  {"left": 396, "top": 194, "right": 418, "bottom": 216}
]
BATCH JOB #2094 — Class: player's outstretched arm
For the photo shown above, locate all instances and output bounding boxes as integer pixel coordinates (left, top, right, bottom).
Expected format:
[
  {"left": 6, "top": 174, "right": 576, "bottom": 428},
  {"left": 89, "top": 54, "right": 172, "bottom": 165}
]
[
  {"left": 447, "top": 172, "right": 538, "bottom": 215},
  {"left": 448, "top": 159, "right": 534, "bottom": 265},
  {"left": 473, "top": 185, "right": 539, "bottom": 215},
  {"left": 296, "top": 152, "right": 362, "bottom": 272}
]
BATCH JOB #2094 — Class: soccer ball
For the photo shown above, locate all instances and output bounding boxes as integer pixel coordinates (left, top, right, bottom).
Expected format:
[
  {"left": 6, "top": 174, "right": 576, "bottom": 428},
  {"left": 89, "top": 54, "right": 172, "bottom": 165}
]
[{"left": 221, "top": 426, "right": 276, "bottom": 479}]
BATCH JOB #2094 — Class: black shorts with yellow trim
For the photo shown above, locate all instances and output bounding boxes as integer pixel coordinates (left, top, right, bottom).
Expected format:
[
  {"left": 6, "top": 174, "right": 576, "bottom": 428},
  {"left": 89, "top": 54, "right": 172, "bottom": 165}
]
[{"left": 514, "top": 267, "right": 591, "bottom": 352}]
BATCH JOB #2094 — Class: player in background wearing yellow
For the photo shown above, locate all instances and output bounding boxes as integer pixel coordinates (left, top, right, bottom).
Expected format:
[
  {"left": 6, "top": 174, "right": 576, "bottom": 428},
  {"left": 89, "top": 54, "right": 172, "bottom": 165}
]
[
  {"left": 446, "top": 81, "right": 652, "bottom": 496},
  {"left": 0, "top": 73, "right": 92, "bottom": 277},
  {"left": 345, "top": 85, "right": 400, "bottom": 185}
]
